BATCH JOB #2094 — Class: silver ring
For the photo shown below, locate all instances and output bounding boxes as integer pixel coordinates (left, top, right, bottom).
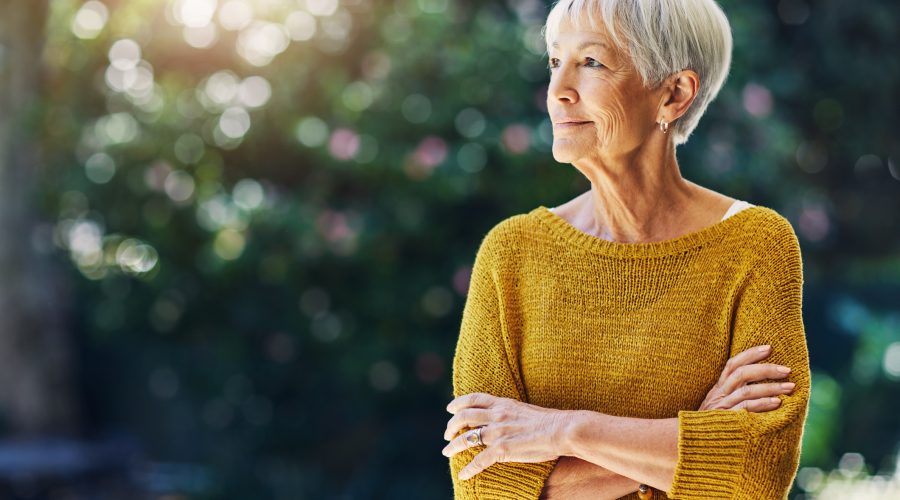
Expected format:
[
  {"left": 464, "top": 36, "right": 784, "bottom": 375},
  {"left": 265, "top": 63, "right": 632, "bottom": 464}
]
[{"left": 465, "top": 426, "right": 485, "bottom": 447}]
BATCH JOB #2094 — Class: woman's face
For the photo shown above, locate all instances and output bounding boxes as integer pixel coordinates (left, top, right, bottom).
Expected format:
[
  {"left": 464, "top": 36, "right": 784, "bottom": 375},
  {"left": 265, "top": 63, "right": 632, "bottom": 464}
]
[{"left": 546, "top": 18, "right": 661, "bottom": 164}]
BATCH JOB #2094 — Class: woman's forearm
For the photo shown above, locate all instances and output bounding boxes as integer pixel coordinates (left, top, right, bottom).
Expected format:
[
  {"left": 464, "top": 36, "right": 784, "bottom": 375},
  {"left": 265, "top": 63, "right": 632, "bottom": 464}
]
[
  {"left": 561, "top": 410, "right": 679, "bottom": 493},
  {"left": 541, "top": 456, "right": 643, "bottom": 500}
]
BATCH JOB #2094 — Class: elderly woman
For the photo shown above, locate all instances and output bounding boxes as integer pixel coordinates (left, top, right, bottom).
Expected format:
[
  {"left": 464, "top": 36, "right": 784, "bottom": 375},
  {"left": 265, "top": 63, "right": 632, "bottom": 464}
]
[{"left": 441, "top": 0, "right": 810, "bottom": 499}]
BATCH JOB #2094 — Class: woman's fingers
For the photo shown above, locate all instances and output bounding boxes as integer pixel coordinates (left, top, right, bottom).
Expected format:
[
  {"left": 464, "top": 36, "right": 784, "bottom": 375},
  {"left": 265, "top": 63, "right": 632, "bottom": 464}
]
[
  {"left": 697, "top": 344, "right": 794, "bottom": 413},
  {"left": 718, "top": 381, "right": 795, "bottom": 410},
  {"left": 442, "top": 424, "right": 492, "bottom": 458},
  {"left": 443, "top": 408, "right": 492, "bottom": 441},
  {"left": 719, "top": 363, "right": 792, "bottom": 396},
  {"left": 719, "top": 345, "right": 773, "bottom": 381},
  {"left": 732, "top": 396, "right": 784, "bottom": 412}
]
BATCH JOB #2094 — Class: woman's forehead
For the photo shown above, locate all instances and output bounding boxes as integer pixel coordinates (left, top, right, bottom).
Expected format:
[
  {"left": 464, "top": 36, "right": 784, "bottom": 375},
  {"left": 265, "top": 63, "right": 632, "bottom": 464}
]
[
  {"left": 549, "top": 16, "right": 614, "bottom": 47},
  {"left": 549, "top": 31, "right": 616, "bottom": 56}
]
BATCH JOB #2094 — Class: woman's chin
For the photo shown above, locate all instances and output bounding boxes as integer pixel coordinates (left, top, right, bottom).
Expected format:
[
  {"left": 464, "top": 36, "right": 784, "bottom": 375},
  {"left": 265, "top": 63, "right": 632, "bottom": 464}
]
[{"left": 551, "top": 144, "right": 584, "bottom": 164}]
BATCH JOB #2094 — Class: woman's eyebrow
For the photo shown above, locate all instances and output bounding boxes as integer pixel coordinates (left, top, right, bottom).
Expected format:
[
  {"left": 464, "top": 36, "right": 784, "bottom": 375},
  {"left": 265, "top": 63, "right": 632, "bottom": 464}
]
[{"left": 550, "top": 40, "right": 610, "bottom": 51}]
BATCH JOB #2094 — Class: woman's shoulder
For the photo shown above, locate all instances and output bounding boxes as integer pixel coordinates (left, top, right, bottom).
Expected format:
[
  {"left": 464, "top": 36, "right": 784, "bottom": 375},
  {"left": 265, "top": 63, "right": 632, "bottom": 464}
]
[
  {"left": 736, "top": 205, "right": 804, "bottom": 278},
  {"left": 740, "top": 205, "right": 800, "bottom": 246},
  {"left": 466, "top": 211, "right": 542, "bottom": 277},
  {"left": 477, "top": 209, "right": 542, "bottom": 254}
]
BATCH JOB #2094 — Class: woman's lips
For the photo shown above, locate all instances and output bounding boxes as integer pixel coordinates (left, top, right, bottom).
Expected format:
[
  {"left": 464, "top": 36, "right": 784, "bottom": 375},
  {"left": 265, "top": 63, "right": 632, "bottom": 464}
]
[{"left": 554, "top": 121, "right": 592, "bottom": 129}]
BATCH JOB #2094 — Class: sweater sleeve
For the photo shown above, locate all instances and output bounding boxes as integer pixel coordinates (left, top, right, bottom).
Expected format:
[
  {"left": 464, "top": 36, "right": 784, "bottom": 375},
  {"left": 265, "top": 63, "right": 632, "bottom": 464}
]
[
  {"left": 667, "top": 217, "right": 811, "bottom": 499},
  {"left": 448, "top": 228, "right": 560, "bottom": 500}
]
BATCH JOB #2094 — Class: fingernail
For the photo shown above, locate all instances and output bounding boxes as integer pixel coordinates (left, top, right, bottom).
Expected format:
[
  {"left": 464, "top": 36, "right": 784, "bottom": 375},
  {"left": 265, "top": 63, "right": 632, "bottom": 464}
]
[
  {"left": 781, "top": 383, "right": 795, "bottom": 390},
  {"left": 770, "top": 397, "right": 781, "bottom": 404},
  {"left": 778, "top": 366, "right": 791, "bottom": 373},
  {"left": 758, "top": 345, "right": 771, "bottom": 353}
]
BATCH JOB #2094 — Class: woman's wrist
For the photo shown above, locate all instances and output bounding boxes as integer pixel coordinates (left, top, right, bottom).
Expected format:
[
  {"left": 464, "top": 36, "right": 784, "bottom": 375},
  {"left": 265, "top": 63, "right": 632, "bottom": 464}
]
[
  {"left": 558, "top": 411, "right": 649, "bottom": 498},
  {"left": 541, "top": 471, "right": 638, "bottom": 500},
  {"left": 543, "top": 463, "right": 643, "bottom": 500},
  {"left": 560, "top": 409, "right": 604, "bottom": 459}
]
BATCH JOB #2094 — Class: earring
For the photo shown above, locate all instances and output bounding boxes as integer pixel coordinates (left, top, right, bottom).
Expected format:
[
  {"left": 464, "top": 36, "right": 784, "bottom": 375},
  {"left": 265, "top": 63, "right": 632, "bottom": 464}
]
[{"left": 658, "top": 120, "right": 669, "bottom": 134}]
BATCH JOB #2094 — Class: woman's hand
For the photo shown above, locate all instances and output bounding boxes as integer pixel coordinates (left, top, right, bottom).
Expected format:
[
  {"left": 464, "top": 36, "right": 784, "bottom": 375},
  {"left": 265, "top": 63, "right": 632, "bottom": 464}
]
[
  {"left": 442, "top": 392, "right": 570, "bottom": 481},
  {"left": 699, "top": 344, "right": 795, "bottom": 411}
]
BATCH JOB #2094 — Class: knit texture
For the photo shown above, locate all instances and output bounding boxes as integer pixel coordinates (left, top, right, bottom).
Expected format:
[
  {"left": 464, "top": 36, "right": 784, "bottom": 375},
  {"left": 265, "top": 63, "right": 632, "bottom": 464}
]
[{"left": 448, "top": 204, "right": 810, "bottom": 500}]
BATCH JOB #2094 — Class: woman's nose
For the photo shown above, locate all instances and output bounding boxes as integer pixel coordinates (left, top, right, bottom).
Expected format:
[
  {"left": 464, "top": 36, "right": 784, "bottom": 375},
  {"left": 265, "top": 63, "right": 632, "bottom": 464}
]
[{"left": 548, "top": 70, "right": 578, "bottom": 104}]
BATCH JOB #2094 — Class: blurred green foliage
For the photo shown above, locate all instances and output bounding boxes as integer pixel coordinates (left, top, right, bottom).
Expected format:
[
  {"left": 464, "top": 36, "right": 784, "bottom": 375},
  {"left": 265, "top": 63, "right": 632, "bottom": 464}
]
[{"left": 16, "top": 0, "right": 900, "bottom": 497}]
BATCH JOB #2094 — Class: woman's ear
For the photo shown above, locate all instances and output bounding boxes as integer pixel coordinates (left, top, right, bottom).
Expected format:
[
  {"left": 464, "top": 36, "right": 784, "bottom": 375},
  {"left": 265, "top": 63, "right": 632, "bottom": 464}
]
[{"left": 658, "top": 70, "right": 700, "bottom": 123}]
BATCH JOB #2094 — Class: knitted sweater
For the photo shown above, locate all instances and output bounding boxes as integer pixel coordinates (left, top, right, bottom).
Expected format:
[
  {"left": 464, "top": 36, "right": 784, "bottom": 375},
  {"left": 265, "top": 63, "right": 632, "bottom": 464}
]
[{"left": 448, "top": 204, "right": 810, "bottom": 500}]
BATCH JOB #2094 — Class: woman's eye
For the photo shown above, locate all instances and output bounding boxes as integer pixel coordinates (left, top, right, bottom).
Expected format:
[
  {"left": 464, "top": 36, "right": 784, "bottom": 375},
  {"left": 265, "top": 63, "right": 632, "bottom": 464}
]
[{"left": 546, "top": 57, "right": 604, "bottom": 71}]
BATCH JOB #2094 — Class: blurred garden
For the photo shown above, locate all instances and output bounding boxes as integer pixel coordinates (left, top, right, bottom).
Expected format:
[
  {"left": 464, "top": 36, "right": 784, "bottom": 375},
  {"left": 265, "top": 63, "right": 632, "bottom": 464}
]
[{"left": 0, "top": 0, "right": 897, "bottom": 498}]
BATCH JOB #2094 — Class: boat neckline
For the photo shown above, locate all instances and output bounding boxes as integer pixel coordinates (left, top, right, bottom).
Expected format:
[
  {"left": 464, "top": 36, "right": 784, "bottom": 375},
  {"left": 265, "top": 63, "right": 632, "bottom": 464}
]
[{"left": 531, "top": 204, "right": 765, "bottom": 258}]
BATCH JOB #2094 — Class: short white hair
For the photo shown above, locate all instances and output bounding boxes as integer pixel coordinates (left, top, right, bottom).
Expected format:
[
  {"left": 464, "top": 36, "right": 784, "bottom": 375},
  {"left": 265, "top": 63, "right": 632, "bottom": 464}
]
[{"left": 542, "top": 0, "right": 733, "bottom": 146}]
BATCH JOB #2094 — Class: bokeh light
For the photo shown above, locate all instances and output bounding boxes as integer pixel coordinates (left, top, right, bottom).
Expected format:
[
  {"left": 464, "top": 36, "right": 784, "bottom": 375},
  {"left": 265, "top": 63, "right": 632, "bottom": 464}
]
[
  {"left": 295, "top": 116, "right": 329, "bottom": 147},
  {"left": 232, "top": 178, "right": 265, "bottom": 210},
  {"left": 236, "top": 20, "right": 290, "bottom": 66},
  {"left": 116, "top": 238, "right": 159, "bottom": 274},
  {"left": 213, "top": 228, "right": 246, "bottom": 260},
  {"left": 328, "top": 128, "right": 360, "bottom": 160},
  {"left": 172, "top": 0, "right": 218, "bottom": 28},
  {"left": 217, "top": 106, "right": 251, "bottom": 139},
  {"left": 501, "top": 123, "right": 532, "bottom": 154},
  {"left": 71, "top": 1, "right": 109, "bottom": 39},
  {"left": 884, "top": 342, "right": 900, "bottom": 380},
  {"left": 305, "top": 0, "right": 339, "bottom": 17},
  {"left": 217, "top": 0, "right": 253, "bottom": 31},
  {"left": 457, "top": 142, "right": 487, "bottom": 173},
  {"left": 284, "top": 10, "right": 316, "bottom": 41},
  {"left": 401, "top": 93, "right": 431, "bottom": 124},
  {"left": 743, "top": 82, "right": 774, "bottom": 118},
  {"left": 164, "top": 170, "right": 196, "bottom": 203},
  {"left": 455, "top": 108, "right": 486, "bottom": 138},
  {"left": 83, "top": 154, "right": 115, "bottom": 186}
]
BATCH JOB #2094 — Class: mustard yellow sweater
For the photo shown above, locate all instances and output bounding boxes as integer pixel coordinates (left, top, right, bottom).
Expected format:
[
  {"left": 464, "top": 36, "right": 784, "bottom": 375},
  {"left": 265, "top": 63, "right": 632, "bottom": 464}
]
[{"left": 448, "top": 205, "right": 810, "bottom": 500}]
